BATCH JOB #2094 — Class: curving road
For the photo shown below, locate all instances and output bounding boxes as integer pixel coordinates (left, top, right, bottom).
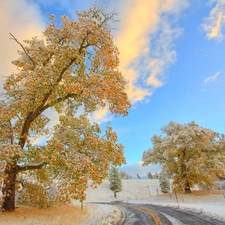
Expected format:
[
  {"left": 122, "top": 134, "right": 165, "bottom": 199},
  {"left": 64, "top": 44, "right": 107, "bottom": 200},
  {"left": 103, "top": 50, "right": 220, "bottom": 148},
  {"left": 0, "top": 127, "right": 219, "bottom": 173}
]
[{"left": 114, "top": 203, "right": 225, "bottom": 225}]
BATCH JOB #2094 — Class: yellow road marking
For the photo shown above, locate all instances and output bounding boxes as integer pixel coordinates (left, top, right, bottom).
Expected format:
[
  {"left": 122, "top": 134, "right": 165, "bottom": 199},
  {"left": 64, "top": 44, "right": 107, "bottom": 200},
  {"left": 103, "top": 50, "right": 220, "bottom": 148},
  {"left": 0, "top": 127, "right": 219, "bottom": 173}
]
[{"left": 133, "top": 206, "right": 163, "bottom": 225}]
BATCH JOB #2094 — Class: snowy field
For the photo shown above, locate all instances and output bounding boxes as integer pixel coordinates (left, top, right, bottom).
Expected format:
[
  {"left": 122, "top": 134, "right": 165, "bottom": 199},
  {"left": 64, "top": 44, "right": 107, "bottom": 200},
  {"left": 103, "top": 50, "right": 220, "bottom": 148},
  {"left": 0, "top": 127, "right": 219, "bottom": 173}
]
[
  {"left": 75, "top": 179, "right": 225, "bottom": 224},
  {"left": 84, "top": 179, "right": 162, "bottom": 202},
  {"left": 1, "top": 179, "right": 225, "bottom": 224}
]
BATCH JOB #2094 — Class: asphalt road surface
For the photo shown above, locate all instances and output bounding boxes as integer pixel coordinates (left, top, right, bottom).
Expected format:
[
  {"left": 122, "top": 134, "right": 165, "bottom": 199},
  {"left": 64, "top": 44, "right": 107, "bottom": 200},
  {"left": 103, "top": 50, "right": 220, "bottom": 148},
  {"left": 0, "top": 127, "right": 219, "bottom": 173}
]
[{"left": 114, "top": 203, "right": 225, "bottom": 225}]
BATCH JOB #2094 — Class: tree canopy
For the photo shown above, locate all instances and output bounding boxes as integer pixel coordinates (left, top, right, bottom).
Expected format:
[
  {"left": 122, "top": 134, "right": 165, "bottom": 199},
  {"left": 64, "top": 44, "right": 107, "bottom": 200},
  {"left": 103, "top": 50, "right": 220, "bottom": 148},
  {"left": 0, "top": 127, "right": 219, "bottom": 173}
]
[
  {"left": 0, "top": 4, "right": 130, "bottom": 211},
  {"left": 142, "top": 121, "right": 225, "bottom": 193}
]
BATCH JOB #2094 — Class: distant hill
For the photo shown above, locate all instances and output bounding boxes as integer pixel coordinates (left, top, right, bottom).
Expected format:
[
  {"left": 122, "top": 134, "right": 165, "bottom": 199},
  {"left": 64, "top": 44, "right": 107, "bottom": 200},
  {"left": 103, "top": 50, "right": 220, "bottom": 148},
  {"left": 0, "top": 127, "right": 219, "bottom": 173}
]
[{"left": 79, "top": 179, "right": 162, "bottom": 203}]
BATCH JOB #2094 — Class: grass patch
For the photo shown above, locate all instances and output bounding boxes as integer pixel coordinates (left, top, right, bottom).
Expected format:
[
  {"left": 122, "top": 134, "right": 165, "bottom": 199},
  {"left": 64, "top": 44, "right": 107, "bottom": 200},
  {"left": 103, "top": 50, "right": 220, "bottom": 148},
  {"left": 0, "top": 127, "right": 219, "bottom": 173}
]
[
  {"left": 191, "top": 190, "right": 225, "bottom": 195},
  {"left": 0, "top": 204, "right": 88, "bottom": 225}
]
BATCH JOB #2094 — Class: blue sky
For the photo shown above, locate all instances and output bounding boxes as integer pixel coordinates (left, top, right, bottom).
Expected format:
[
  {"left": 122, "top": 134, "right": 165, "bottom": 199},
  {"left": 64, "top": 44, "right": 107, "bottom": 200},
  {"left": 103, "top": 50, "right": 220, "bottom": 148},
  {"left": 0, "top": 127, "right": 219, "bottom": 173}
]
[{"left": 1, "top": 0, "right": 225, "bottom": 177}]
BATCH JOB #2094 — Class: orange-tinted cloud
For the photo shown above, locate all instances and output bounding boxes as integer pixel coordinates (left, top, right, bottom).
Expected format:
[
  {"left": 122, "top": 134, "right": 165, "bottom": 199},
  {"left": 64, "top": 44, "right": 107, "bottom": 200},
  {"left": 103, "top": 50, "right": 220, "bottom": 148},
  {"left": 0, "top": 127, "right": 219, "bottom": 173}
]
[
  {"left": 0, "top": 0, "right": 44, "bottom": 87},
  {"left": 92, "top": 106, "right": 112, "bottom": 123},
  {"left": 115, "top": 0, "right": 189, "bottom": 103},
  {"left": 202, "top": 0, "right": 225, "bottom": 40}
]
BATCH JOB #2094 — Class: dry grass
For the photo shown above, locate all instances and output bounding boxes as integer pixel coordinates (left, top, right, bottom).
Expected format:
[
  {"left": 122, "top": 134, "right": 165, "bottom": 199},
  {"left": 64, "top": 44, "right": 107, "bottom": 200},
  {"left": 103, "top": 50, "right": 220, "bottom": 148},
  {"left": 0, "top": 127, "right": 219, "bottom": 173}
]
[
  {"left": 191, "top": 190, "right": 225, "bottom": 195},
  {"left": 169, "top": 189, "right": 225, "bottom": 196},
  {"left": 0, "top": 204, "right": 88, "bottom": 225}
]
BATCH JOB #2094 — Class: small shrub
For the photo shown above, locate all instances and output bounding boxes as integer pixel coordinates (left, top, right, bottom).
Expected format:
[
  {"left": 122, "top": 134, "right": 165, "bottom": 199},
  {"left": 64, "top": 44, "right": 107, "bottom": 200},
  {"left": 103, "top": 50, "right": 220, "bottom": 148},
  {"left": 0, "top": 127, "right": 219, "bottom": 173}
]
[
  {"left": 17, "top": 182, "right": 52, "bottom": 208},
  {"left": 159, "top": 172, "right": 170, "bottom": 193}
]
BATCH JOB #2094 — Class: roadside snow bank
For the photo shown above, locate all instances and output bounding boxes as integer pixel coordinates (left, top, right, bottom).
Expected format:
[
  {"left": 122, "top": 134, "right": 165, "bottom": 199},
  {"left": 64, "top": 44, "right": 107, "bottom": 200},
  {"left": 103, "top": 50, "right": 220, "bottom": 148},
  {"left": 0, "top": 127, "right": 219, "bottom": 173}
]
[
  {"left": 126, "top": 192, "right": 225, "bottom": 222},
  {"left": 74, "top": 203, "right": 120, "bottom": 225}
]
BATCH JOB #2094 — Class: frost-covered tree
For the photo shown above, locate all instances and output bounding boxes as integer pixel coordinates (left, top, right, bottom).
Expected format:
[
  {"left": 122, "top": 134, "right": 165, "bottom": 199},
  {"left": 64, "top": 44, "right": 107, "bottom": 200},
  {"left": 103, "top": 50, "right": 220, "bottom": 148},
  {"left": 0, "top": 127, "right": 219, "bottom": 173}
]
[
  {"left": 153, "top": 172, "right": 159, "bottom": 179},
  {"left": 159, "top": 170, "right": 170, "bottom": 193},
  {"left": 109, "top": 166, "right": 122, "bottom": 198},
  {"left": 0, "top": 5, "right": 130, "bottom": 211},
  {"left": 147, "top": 172, "right": 153, "bottom": 179},
  {"left": 142, "top": 121, "right": 225, "bottom": 193},
  {"left": 119, "top": 171, "right": 132, "bottom": 179},
  {"left": 136, "top": 174, "right": 141, "bottom": 179}
]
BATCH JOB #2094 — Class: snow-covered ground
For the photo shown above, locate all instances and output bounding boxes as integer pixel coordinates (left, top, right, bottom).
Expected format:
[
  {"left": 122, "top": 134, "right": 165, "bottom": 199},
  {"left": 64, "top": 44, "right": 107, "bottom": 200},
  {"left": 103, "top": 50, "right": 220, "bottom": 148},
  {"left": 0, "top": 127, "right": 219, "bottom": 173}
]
[
  {"left": 1, "top": 179, "right": 225, "bottom": 224},
  {"left": 84, "top": 179, "right": 162, "bottom": 202},
  {"left": 75, "top": 179, "right": 225, "bottom": 224},
  {"left": 73, "top": 179, "right": 162, "bottom": 224}
]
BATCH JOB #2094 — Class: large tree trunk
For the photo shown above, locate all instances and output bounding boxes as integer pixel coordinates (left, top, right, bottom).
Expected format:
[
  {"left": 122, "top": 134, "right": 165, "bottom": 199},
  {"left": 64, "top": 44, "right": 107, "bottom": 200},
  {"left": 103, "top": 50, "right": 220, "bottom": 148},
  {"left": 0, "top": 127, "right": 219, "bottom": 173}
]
[
  {"left": 2, "top": 164, "right": 18, "bottom": 211},
  {"left": 114, "top": 191, "right": 117, "bottom": 199},
  {"left": 1, "top": 161, "right": 46, "bottom": 212},
  {"left": 184, "top": 181, "right": 192, "bottom": 194}
]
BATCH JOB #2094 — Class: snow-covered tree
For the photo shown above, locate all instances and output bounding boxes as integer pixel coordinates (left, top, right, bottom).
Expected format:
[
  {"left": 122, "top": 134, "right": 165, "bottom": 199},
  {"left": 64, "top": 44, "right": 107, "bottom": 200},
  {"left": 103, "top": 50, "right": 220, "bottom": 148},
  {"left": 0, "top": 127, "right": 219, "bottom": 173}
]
[
  {"left": 147, "top": 172, "right": 153, "bottom": 179},
  {"left": 159, "top": 170, "right": 170, "bottom": 193},
  {"left": 0, "top": 5, "right": 130, "bottom": 211},
  {"left": 109, "top": 166, "right": 122, "bottom": 198},
  {"left": 119, "top": 171, "right": 132, "bottom": 179},
  {"left": 153, "top": 172, "right": 159, "bottom": 179},
  {"left": 136, "top": 174, "right": 141, "bottom": 179},
  {"left": 142, "top": 121, "right": 225, "bottom": 193}
]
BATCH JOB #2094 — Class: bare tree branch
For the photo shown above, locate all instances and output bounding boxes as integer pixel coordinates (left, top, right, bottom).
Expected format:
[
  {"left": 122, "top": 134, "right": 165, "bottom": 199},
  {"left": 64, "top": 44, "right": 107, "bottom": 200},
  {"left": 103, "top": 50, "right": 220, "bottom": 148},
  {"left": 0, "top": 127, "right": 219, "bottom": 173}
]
[
  {"left": 18, "top": 162, "right": 46, "bottom": 172},
  {"left": 9, "top": 33, "right": 36, "bottom": 68}
]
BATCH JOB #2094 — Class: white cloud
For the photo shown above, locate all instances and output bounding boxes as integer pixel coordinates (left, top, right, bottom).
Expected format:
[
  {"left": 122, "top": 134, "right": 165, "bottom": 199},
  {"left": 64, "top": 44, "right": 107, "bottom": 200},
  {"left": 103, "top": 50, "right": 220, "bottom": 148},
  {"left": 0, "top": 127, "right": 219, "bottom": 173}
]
[
  {"left": 202, "top": 0, "right": 225, "bottom": 40},
  {"left": 204, "top": 71, "right": 222, "bottom": 82},
  {"left": 120, "top": 161, "right": 161, "bottom": 178},
  {"left": 30, "top": 136, "right": 46, "bottom": 145}
]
